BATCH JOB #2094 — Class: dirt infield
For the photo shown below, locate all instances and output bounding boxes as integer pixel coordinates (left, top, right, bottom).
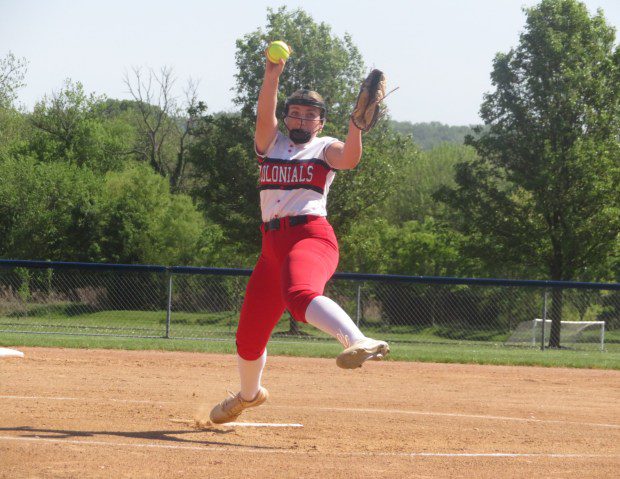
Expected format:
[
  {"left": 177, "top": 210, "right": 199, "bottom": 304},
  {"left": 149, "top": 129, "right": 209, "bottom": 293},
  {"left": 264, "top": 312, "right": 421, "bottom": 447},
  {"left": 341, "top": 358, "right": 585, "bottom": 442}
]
[{"left": 1, "top": 347, "right": 618, "bottom": 478}]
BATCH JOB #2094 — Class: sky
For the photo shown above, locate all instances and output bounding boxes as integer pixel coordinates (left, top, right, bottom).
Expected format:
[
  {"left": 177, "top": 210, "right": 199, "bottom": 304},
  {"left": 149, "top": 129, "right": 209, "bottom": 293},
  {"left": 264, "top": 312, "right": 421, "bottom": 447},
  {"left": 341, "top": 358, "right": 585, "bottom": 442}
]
[{"left": 2, "top": 0, "right": 619, "bottom": 125}]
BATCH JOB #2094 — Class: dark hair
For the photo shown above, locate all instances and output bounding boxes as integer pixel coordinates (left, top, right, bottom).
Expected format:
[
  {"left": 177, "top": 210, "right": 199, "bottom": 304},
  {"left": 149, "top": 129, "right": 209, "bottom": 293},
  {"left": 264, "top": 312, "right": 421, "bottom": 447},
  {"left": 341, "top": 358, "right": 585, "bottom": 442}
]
[{"left": 284, "top": 89, "right": 326, "bottom": 119}]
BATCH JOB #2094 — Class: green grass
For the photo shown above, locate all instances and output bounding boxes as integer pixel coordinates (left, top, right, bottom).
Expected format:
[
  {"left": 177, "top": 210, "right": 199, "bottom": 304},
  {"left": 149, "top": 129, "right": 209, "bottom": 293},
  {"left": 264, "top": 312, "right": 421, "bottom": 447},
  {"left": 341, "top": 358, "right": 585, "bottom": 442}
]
[
  {"left": 1, "top": 331, "right": 618, "bottom": 370},
  {"left": 4, "top": 308, "right": 617, "bottom": 343},
  {"left": 1, "top": 306, "right": 618, "bottom": 370}
]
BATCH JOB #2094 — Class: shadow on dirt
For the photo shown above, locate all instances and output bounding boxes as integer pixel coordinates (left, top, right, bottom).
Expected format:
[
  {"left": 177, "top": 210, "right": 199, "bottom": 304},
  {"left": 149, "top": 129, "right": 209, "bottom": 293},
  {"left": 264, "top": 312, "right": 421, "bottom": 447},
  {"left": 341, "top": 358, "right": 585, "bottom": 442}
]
[{"left": 0, "top": 425, "right": 287, "bottom": 450}]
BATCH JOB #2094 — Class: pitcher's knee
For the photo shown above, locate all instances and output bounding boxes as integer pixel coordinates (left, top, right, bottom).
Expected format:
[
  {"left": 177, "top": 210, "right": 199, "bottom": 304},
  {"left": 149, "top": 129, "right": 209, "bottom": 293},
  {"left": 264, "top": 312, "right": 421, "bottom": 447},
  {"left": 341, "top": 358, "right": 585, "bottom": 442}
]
[
  {"left": 236, "top": 326, "right": 269, "bottom": 361},
  {"left": 284, "top": 287, "right": 320, "bottom": 323},
  {"left": 236, "top": 340, "right": 266, "bottom": 361}
]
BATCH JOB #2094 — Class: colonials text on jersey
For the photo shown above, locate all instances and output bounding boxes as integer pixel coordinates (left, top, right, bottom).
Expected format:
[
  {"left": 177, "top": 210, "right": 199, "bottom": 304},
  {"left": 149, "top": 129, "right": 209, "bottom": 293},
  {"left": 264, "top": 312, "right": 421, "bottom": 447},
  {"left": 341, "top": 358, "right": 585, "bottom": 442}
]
[{"left": 258, "top": 158, "right": 332, "bottom": 194}]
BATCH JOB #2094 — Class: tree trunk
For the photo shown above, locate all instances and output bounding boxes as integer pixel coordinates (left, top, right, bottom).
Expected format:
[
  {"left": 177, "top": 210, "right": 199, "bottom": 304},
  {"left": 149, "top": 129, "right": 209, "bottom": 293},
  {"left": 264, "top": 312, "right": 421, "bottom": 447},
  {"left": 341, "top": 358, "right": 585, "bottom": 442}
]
[
  {"left": 548, "top": 232, "right": 564, "bottom": 348},
  {"left": 287, "top": 317, "right": 304, "bottom": 335}
]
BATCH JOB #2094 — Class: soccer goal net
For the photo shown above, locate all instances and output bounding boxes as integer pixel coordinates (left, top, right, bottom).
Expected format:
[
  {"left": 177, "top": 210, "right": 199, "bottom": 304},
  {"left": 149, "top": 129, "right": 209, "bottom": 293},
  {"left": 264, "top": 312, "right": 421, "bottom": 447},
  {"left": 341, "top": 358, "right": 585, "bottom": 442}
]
[{"left": 505, "top": 319, "right": 605, "bottom": 350}]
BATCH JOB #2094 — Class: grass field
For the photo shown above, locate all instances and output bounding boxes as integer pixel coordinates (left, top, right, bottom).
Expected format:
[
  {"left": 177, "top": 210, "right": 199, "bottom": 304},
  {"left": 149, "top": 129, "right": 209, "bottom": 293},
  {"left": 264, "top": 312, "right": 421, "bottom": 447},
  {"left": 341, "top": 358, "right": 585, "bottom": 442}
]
[
  {"left": 1, "top": 331, "right": 618, "bottom": 369},
  {"left": 1, "top": 306, "right": 618, "bottom": 370}
]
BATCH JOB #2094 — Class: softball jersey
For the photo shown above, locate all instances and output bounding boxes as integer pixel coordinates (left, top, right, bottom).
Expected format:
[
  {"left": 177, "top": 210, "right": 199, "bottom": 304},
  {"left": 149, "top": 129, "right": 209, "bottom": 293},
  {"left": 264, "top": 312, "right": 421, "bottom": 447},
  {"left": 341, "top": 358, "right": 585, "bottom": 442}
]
[{"left": 256, "top": 131, "right": 339, "bottom": 221}]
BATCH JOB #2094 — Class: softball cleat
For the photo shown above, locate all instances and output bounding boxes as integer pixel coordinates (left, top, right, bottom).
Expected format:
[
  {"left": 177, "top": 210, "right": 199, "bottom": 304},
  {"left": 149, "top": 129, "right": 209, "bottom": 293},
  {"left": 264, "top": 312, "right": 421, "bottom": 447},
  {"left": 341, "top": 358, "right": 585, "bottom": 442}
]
[
  {"left": 336, "top": 337, "right": 390, "bottom": 369},
  {"left": 209, "top": 387, "right": 269, "bottom": 424}
]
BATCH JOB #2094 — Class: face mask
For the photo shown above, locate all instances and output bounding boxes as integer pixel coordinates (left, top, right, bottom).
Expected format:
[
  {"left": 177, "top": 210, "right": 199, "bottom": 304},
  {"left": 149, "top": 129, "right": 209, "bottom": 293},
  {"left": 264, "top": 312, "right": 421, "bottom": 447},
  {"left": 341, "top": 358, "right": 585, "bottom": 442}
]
[{"left": 289, "top": 129, "right": 312, "bottom": 144}]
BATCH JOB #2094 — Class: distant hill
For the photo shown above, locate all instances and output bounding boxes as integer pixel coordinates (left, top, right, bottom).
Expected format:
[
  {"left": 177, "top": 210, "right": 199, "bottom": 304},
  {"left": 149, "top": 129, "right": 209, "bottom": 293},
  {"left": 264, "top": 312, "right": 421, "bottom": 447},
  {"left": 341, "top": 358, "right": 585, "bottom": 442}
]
[{"left": 389, "top": 120, "right": 479, "bottom": 150}]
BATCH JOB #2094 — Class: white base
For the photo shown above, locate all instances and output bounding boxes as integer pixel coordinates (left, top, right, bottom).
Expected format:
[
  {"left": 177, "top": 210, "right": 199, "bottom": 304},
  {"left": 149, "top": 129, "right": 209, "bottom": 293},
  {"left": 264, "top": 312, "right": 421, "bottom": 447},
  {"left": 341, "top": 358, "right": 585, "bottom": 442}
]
[{"left": 0, "top": 348, "right": 25, "bottom": 358}]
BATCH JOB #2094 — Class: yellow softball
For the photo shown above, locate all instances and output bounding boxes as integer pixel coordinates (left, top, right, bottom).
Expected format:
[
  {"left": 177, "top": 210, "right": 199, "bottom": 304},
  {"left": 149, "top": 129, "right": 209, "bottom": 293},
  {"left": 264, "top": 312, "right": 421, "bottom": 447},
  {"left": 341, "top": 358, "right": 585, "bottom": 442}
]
[{"left": 266, "top": 40, "right": 291, "bottom": 64}]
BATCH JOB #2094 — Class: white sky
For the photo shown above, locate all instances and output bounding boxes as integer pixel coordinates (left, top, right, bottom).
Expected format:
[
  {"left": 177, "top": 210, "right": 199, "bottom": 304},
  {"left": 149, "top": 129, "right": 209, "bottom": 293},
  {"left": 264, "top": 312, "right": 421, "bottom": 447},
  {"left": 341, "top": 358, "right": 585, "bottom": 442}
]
[{"left": 1, "top": 0, "right": 618, "bottom": 125}]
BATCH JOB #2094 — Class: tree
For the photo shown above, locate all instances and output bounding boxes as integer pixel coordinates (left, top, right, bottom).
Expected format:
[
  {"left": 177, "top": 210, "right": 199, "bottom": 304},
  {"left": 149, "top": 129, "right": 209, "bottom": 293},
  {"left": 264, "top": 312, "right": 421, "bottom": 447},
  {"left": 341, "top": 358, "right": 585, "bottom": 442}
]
[
  {"left": 0, "top": 154, "right": 214, "bottom": 266},
  {"left": 124, "top": 67, "right": 205, "bottom": 192},
  {"left": 386, "top": 142, "right": 478, "bottom": 225},
  {"left": 340, "top": 217, "right": 466, "bottom": 277},
  {"left": 326, "top": 124, "right": 403, "bottom": 233},
  {"left": 389, "top": 121, "right": 478, "bottom": 151},
  {"left": 188, "top": 112, "right": 261, "bottom": 260},
  {"left": 437, "top": 0, "right": 620, "bottom": 348},
  {"left": 0, "top": 154, "right": 102, "bottom": 261},
  {"left": 0, "top": 52, "right": 27, "bottom": 108},
  {"left": 0, "top": 106, "right": 26, "bottom": 159},
  {"left": 28, "top": 80, "right": 135, "bottom": 172},
  {"left": 0, "top": 52, "right": 28, "bottom": 158},
  {"left": 96, "top": 164, "right": 212, "bottom": 265}
]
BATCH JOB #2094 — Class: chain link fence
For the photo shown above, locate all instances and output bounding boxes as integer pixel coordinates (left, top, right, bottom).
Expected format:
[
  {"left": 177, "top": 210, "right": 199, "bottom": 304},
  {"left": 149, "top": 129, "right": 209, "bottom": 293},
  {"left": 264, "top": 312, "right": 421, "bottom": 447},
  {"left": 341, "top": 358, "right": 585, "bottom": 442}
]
[{"left": 0, "top": 260, "right": 618, "bottom": 350}]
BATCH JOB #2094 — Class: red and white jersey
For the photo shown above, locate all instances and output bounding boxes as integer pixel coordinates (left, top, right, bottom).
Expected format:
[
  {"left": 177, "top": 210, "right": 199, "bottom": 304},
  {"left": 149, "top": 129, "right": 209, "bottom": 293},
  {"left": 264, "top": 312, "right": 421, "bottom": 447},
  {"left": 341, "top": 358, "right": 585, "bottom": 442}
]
[{"left": 256, "top": 131, "right": 339, "bottom": 222}]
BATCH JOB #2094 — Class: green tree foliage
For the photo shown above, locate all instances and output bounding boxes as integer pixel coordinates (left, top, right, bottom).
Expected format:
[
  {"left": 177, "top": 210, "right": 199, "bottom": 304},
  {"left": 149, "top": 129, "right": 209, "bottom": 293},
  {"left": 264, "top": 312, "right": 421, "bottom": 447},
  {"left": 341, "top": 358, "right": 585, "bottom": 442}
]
[
  {"left": 28, "top": 80, "right": 135, "bottom": 173},
  {"left": 95, "top": 164, "right": 216, "bottom": 265},
  {"left": 0, "top": 69, "right": 228, "bottom": 267},
  {"left": 0, "top": 155, "right": 217, "bottom": 266},
  {"left": 0, "top": 52, "right": 28, "bottom": 158},
  {"left": 0, "top": 105, "right": 27, "bottom": 159},
  {"left": 0, "top": 52, "right": 27, "bottom": 109},
  {"left": 0, "top": 154, "right": 102, "bottom": 260},
  {"left": 389, "top": 120, "right": 478, "bottom": 150},
  {"left": 340, "top": 217, "right": 467, "bottom": 276},
  {"left": 188, "top": 113, "right": 261, "bottom": 260},
  {"left": 327, "top": 125, "right": 403, "bottom": 234},
  {"left": 233, "top": 6, "right": 364, "bottom": 127},
  {"left": 338, "top": 141, "right": 479, "bottom": 277},
  {"left": 436, "top": 0, "right": 620, "bottom": 347},
  {"left": 385, "top": 142, "right": 478, "bottom": 224}
]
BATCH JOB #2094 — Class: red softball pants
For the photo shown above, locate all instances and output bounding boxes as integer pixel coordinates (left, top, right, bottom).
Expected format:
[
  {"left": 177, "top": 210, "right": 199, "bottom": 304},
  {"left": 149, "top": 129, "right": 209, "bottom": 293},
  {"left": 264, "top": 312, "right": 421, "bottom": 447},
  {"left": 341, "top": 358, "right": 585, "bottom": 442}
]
[{"left": 236, "top": 215, "right": 339, "bottom": 360}]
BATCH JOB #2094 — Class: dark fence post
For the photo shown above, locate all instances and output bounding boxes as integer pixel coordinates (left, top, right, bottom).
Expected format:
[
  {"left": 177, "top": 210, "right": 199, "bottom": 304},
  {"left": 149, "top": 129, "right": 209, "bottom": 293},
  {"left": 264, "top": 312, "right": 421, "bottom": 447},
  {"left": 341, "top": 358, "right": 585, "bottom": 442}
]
[
  {"left": 165, "top": 272, "right": 173, "bottom": 339},
  {"left": 540, "top": 290, "right": 548, "bottom": 351}
]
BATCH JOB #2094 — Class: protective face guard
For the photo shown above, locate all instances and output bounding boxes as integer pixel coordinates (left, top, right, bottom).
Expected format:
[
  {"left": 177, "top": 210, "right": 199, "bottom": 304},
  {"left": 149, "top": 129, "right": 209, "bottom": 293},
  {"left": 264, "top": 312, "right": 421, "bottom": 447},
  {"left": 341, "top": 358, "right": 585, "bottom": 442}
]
[
  {"left": 288, "top": 128, "right": 313, "bottom": 144},
  {"left": 283, "top": 112, "right": 324, "bottom": 144}
]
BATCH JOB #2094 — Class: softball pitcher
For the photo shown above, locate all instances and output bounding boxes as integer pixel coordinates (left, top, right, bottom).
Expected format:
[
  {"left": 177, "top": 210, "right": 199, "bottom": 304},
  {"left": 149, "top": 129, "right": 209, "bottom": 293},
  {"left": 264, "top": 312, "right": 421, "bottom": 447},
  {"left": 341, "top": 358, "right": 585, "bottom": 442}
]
[{"left": 209, "top": 48, "right": 389, "bottom": 424}]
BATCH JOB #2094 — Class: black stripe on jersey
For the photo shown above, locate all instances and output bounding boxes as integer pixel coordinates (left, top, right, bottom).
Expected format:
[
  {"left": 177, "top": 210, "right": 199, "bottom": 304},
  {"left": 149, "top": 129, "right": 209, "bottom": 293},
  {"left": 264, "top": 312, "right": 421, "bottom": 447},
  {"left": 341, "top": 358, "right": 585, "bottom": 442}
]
[
  {"left": 259, "top": 184, "right": 325, "bottom": 194},
  {"left": 258, "top": 157, "right": 333, "bottom": 171}
]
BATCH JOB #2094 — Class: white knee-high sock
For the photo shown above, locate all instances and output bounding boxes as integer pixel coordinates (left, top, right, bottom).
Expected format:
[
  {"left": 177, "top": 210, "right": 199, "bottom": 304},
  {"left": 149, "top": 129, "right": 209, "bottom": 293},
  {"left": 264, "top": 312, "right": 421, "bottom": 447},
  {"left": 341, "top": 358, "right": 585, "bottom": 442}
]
[
  {"left": 238, "top": 349, "right": 267, "bottom": 401},
  {"left": 305, "top": 295, "right": 365, "bottom": 348}
]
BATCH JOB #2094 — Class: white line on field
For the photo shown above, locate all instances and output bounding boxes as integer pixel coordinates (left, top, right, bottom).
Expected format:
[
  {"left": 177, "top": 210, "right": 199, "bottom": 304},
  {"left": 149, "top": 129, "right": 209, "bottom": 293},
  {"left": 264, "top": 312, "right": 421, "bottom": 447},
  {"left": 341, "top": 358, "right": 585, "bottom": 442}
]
[
  {"left": 1, "top": 395, "right": 618, "bottom": 430},
  {"left": 227, "top": 422, "right": 303, "bottom": 427},
  {"left": 278, "top": 405, "right": 620, "bottom": 430},
  {"left": 0, "top": 395, "right": 175, "bottom": 404},
  {"left": 170, "top": 418, "right": 303, "bottom": 428},
  {"left": 1, "top": 395, "right": 80, "bottom": 401},
  {"left": 0, "top": 435, "right": 615, "bottom": 459}
]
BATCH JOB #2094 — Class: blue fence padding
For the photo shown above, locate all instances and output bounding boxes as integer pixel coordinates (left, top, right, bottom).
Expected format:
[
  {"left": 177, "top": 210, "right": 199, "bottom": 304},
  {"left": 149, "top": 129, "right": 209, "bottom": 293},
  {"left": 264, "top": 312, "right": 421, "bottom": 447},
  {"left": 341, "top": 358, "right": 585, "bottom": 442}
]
[
  {"left": 0, "top": 259, "right": 618, "bottom": 291},
  {"left": 333, "top": 272, "right": 620, "bottom": 291},
  {"left": 0, "top": 259, "right": 166, "bottom": 274},
  {"left": 170, "top": 266, "right": 252, "bottom": 276}
]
